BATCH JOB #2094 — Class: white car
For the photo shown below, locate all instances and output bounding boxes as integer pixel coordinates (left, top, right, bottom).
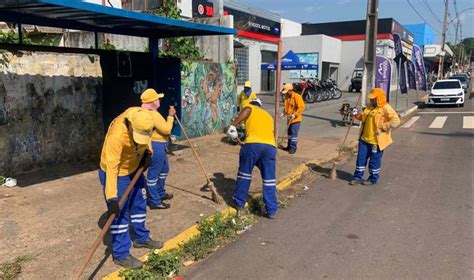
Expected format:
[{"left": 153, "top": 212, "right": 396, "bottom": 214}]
[{"left": 427, "top": 79, "right": 465, "bottom": 107}]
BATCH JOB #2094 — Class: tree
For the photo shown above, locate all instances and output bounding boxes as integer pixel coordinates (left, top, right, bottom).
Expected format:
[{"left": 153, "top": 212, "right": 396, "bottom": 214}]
[{"left": 155, "top": 0, "right": 202, "bottom": 61}]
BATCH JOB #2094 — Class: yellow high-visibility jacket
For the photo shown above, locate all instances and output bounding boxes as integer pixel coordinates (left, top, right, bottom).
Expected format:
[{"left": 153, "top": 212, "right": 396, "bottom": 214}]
[
  {"left": 150, "top": 110, "right": 174, "bottom": 143},
  {"left": 100, "top": 107, "right": 152, "bottom": 200},
  {"left": 284, "top": 92, "right": 305, "bottom": 124},
  {"left": 355, "top": 92, "right": 400, "bottom": 151}
]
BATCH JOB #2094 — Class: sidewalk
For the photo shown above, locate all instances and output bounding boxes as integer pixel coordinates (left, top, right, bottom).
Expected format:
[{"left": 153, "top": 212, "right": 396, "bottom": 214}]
[{"left": 0, "top": 91, "right": 408, "bottom": 279}]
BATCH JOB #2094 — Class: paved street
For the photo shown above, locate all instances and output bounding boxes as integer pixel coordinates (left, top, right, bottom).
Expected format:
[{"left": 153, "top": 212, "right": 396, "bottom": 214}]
[{"left": 185, "top": 99, "right": 473, "bottom": 280}]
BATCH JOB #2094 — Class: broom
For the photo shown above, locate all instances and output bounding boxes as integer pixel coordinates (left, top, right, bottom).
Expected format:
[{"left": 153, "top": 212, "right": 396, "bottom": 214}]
[
  {"left": 174, "top": 115, "right": 223, "bottom": 204},
  {"left": 329, "top": 92, "right": 363, "bottom": 180}
]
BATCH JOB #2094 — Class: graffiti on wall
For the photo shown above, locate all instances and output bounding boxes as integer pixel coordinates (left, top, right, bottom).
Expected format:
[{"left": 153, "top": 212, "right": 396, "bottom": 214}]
[{"left": 180, "top": 61, "right": 237, "bottom": 138}]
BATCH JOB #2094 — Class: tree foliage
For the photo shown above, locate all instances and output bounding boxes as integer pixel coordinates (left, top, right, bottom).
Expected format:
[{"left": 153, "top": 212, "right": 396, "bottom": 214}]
[{"left": 155, "top": 0, "right": 202, "bottom": 60}]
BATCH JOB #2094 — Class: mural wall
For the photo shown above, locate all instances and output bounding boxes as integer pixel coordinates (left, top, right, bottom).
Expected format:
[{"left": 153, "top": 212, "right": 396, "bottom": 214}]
[{"left": 180, "top": 61, "right": 237, "bottom": 138}]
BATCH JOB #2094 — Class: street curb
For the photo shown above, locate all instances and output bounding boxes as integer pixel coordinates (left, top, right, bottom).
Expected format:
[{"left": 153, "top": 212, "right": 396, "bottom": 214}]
[
  {"left": 102, "top": 143, "right": 357, "bottom": 279},
  {"left": 399, "top": 105, "right": 418, "bottom": 118}
]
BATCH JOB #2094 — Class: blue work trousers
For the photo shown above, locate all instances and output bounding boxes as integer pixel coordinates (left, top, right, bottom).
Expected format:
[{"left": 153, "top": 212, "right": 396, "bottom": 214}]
[
  {"left": 145, "top": 141, "right": 169, "bottom": 206},
  {"left": 233, "top": 143, "right": 278, "bottom": 216},
  {"left": 287, "top": 122, "right": 301, "bottom": 151},
  {"left": 353, "top": 140, "right": 384, "bottom": 183},
  {"left": 99, "top": 169, "right": 150, "bottom": 260}
]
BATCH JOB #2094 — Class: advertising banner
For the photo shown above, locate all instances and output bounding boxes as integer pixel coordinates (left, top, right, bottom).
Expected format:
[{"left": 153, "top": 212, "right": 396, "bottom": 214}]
[
  {"left": 393, "top": 34, "right": 408, "bottom": 94},
  {"left": 375, "top": 56, "right": 392, "bottom": 101},
  {"left": 413, "top": 45, "right": 427, "bottom": 91},
  {"left": 407, "top": 60, "right": 417, "bottom": 90}
]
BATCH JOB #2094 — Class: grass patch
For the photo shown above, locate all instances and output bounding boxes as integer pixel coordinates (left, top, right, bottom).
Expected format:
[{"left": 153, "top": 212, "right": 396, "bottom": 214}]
[
  {"left": 120, "top": 212, "right": 256, "bottom": 279},
  {"left": 0, "top": 255, "right": 33, "bottom": 280}
]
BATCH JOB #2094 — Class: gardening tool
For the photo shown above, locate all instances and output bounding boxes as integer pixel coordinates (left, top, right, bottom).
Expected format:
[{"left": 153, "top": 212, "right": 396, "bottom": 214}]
[
  {"left": 74, "top": 166, "right": 145, "bottom": 280},
  {"left": 174, "top": 115, "right": 223, "bottom": 204},
  {"left": 329, "top": 91, "right": 363, "bottom": 180},
  {"left": 277, "top": 120, "right": 292, "bottom": 148}
]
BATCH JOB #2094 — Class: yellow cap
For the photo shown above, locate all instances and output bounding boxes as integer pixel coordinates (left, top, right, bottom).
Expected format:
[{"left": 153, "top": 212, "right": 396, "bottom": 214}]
[
  {"left": 244, "top": 81, "right": 251, "bottom": 88},
  {"left": 282, "top": 84, "right": 293, "bottom": 94},
  {"left": 141, "top": 88, "right": 165, "bottom": 103},
  {"left": 128, "top": 109, "right": 154, "bottom": 145}
]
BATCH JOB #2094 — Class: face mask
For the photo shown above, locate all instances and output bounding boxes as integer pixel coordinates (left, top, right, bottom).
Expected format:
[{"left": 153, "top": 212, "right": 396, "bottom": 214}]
[{"left": 370, "top": 99, "right": 377, "bottom": 107}]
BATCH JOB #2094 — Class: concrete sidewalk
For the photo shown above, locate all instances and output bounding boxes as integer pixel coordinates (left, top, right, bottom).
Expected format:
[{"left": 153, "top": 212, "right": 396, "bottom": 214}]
[{"left": 0, "top": 90, "right": 415, "bottom": 279}]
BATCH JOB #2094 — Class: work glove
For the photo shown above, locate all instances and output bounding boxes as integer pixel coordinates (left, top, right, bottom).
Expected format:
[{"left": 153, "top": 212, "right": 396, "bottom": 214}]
[
  {"left": 351, "top": 108, "right": 359, "bottom": 116},
  {"left": 289, "top": 114, "right": 296, "bottom": 120},
  {"left": 280, "top": 112, "right": 285, "bottom": 118},
  {"left": 227, "top": 125, "right": 238, "bottom": 140},
  {"left": 168, "top": 106, "right": 176, "bottom": 117},
  {"left": 140, "top": 150, "right": 152, "bottom": 170},
  {"left": 107, "top": 199, "right": 120, "bottom": 218}
]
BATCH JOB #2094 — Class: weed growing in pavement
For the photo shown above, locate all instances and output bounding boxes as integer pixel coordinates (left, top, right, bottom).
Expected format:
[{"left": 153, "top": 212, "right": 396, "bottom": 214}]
[
  {"left": 0, "top": 255, "right": 33, "bottom": 280},
  {"left": 120, "top": 212, "right": 256, "bottom": 278}
]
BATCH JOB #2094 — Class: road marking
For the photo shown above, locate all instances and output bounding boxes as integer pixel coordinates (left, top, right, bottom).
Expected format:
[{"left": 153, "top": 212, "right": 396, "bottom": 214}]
[
  {"left": 463, "top": 116, "right": 474, "bottom": 129},
  {"left": 419, "top": 111, "right": 474, "bottom": 114},
  {"left": 401, "top": 116, "right": 420, "bottom": 128},
  {"left": 429, "top": 116, "right": 448, "bottom": 128}
]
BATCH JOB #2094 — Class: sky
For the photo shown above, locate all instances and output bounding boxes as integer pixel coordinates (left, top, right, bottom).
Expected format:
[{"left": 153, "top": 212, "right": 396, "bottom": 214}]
[{"left": 237, "top": 0, "right": 474, "bottom": 44}]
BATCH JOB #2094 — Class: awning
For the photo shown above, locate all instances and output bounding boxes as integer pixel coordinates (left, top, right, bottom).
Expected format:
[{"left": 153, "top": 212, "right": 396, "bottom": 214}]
[
  {"left": 261, "top": 50, "right": 318, "bottom": 70},
  {"left": 0, "top": 0, "right": 236, "bottom": 38}
]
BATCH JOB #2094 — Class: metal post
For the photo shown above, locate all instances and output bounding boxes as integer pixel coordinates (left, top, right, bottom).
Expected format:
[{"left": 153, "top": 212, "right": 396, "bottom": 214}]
[
  {"left": 213, "top": 0, "right": 224, "bottom": 16},
  {"left": 361, "top": 0, "right": 379, "bottom": 107},
  {"left": 275, "top": 40, "right": 283, "bottom": 144},
  {"left": 18, "top": 23, "right": 23, "bottom": 45},
  {"left": 438, "top": 0, "right": 449, "bottom": 79},
  {"left": 94, "top": 32, "right": 99, "bottom": 50},
  {"left": 396, "top": 59, "right": 400, "bottom": 110}
]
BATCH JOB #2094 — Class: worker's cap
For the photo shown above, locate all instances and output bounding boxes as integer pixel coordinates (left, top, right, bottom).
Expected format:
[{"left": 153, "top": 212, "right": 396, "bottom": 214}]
[
  {"left": 282, "top": 83, "right": 293, "bottom": 94},
  {"left": 141, "top": 88, "right": 165, "bottom": 103},
  {"left": 249, "top": 98, "right": 262, "bottom": 107},
  {"left": 128, "top": 109, "right": 154, "bottom": 145},
  {"left": 244, "top": 81, "right": 252, "bottom": 88},
  {"left": 368, "top": 88, "right": 385, "bottom": 99}
]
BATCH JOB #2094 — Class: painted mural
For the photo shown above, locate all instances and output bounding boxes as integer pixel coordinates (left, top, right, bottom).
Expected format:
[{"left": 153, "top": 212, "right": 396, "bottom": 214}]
[{"left": 180, "top": 61, "right": 237, "bottom": 138}]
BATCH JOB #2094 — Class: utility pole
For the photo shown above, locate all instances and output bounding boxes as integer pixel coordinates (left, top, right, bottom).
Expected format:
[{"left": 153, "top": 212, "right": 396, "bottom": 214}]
[
  {"left": 361, "top": 0, "right": 379, "bottom": 107},
  {"left": 438, "top": 0, "right": 449, "bottom": 79}
]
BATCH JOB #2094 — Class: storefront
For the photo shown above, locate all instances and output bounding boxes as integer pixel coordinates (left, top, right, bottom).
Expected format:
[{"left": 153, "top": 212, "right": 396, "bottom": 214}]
[
  {"left": 191, "top": 0, "right": 281, "bottom": 92},
  {"left": 302, "top": 18, "right": 414, "bottom": 92}
]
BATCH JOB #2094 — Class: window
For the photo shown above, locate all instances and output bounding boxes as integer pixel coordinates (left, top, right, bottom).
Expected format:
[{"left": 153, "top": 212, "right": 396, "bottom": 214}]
[
  {"left": 433, "top": 81, "right": 461, "bottom": 89},
  {"left": 234, "top": 47, "right": 249, "bottom": 86},
  {"left": 122, "top": 0, "right": 163, "bottom": 12}
]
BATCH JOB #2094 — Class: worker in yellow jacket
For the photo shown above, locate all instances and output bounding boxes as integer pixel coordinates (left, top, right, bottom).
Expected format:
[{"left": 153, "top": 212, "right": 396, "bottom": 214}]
[
  {"left": 237, "top": 81, "right": 257, "bottom": 112},
  {"left": 140, "top": 89, "right": 176, "bottom": 210},
  {"left": 350, "top": 88, "right": 400, "bottom": 186},
  {"left": 282, "top": 84, "right": 305, "bottom": 154},
  {"left": 227, "top": 98, "right": 278, "bottom": 218},
  {"left": 99, "top": 107, "right": 163, "bottom": 269}
]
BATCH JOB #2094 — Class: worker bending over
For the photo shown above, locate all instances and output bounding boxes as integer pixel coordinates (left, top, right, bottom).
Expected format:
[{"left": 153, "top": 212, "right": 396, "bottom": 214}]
[
  {"left": 140, "top": 89, "right": 176, "bottom": 210},
  {"left": 282, "top": 84, "right": 305, "bottom": 154},
  {"left": 99, "top": 107, "right": 162, "bottom": 269},
  {"left": 227, "top": 98, "right": 278, "bottom": 219}
]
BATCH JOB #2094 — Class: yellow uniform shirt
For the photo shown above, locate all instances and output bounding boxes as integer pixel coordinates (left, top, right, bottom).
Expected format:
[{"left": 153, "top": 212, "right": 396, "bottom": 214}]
[
  {"left": 100, "top": 107, "right": 152, "bottom": 200},
  {"left": 284, "top": 92, "right": 305, "bottom": 124},
  {"left": 361, "top": 108, "right": 378, "bottom": 145},
  {"left": 150, "top": 110, "right": 174, "bottom": 143},
  {"left": 238, "top": 91, "right": 257, "bottom": 109},
  {"left": 245, "top": 104, "right": 276, "bottom": 147}
]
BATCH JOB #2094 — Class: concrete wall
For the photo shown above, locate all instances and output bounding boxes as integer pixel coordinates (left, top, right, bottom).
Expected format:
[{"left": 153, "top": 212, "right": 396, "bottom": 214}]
[
  {"left": 281, "top": 35, "right": 341, "bottom": 85},
  {"left": 194, "top": 16, "right": 234, "bottom": 63},
  {"left": 84, "top": 0, "right": 121, "bottom": 8},
  {"left": 178, "top": 0, "right": 193, "bottom": 18},
  {"left": 338, "top": 40, "right": 365, "bottom": 91},
  {"left": 281, "top": 19, "right": 302, "bottom": 37},
  {"left": 0, "top": 51, "right": 103, "bottom": 176}
]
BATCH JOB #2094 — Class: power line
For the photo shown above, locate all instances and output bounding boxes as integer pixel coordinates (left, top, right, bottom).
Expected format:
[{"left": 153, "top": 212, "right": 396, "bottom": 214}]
[
  {"left": 421, "top": 0, "right": 442, "bottom": 23},
  {"left": 406, "top": 0, "right": 442, "bottom": 33}
]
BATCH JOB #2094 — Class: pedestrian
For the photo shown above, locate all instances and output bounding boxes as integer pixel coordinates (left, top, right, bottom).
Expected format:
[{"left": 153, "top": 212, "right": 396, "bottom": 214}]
[
  {"left": 350, "top": 88, "right": 400, "bottom": 186},
  {"left": 237, "top": 81, "right": 257, "bottom": 112},
  {"left": 140, "top": 88, "right": 176, "bottom": 210},
  {"left": 99, "top": 107, "right": 163, "bottom": 269},
  {"left": 282, "top": 84, "right": 305, "bottom": 154},
  {"left": 227, "top": 98, "right": 278, "bottom": 219}
]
